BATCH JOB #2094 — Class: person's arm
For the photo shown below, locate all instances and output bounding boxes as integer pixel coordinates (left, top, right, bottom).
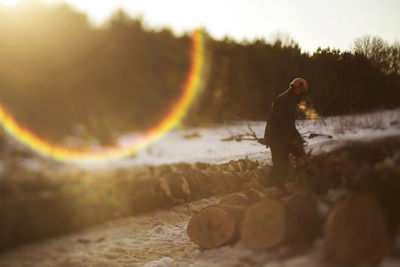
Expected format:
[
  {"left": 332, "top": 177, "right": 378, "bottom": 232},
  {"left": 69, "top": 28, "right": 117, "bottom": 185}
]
[
  {"left": 293, "top": 127, "right": 305, "bottom": 144},
  {"left": 287, "top": 101, "right": 306, "bottom": 157},
  {"left": 264, "top": 103, "right": 274, "bottom": 147}
]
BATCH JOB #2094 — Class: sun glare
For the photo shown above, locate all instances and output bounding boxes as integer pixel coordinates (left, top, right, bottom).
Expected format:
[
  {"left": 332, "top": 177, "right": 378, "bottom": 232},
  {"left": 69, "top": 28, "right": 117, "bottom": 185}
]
[{"left": 0, "top": 0, "right": 21, "bottom": 6}]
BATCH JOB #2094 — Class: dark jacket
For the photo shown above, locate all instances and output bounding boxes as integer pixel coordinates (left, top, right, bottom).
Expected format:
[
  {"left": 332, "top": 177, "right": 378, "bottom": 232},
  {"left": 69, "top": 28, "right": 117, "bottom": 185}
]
[{"left": 264, "top": 89, "right": 304, "bottom": 148}]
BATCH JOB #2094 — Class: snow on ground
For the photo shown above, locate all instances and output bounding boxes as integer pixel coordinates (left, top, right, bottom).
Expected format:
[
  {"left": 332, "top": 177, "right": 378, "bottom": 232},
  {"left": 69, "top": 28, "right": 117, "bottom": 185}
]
[
  {"left": 72, "top": 108, "right": 400, "bottom": 169},
  {"left": 0, "top": 197, "right": 399, "bottom": 267},
  {"left": 1, "top": 109, "right": 400, "bottom": 266}
]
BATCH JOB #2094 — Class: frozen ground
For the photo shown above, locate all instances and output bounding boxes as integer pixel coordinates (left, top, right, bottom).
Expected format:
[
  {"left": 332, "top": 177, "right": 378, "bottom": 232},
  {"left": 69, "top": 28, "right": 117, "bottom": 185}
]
[
  {"left": 1, "top": 196, "right": 399, "bottom": 267},
  {"left": 73, "top": 108, "right": 400, "bottom": 169},
  {"left": 0, "top": 109, "right": 400, "bottom": 266}
]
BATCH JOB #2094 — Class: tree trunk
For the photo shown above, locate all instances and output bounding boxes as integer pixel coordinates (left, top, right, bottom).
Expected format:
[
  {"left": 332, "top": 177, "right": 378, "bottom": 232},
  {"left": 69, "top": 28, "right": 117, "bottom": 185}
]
[{"left": 324, "top": 191, "right": 391, "bottom": 265}]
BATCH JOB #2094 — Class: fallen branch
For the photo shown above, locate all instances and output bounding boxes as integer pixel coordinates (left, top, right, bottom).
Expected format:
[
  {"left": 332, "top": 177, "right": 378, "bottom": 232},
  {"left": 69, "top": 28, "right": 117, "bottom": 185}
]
[{"left": 220, "top": 123, "right": 265, "bottom": 145}]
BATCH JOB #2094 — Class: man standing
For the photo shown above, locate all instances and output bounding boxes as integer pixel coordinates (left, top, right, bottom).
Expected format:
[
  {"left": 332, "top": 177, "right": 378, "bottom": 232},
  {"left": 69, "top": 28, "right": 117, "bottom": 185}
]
[{"left": 264, "top": 78, "right": 308, "bottom": 186}]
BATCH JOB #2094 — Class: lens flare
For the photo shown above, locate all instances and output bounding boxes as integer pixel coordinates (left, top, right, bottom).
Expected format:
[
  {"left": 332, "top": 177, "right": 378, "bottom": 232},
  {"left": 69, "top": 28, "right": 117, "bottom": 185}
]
[{"left": 0, "top": 29, "right": 206, "bottom": 163}]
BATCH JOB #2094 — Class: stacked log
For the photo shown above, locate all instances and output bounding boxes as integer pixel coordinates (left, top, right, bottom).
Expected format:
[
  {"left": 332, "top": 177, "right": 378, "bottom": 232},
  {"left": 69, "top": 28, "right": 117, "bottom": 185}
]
[
  {"left": 324, "top": 191, "right": 392, "bottom": 265},
  {"left": 187, "top": 190, "right": 320, "bottom": 251},
  {"left": 187, "top": 187, "right": 397, "bottom": 265},
  {"left": 322, "top": 173, "right": 400, "bottom": 265},
  {"left": 240, "top": 198, "right": 287, "bottom": 250},
  {"left": 241, "top": 193, "right": 320, "bottom": 251},
  {"left": 187, "top": 190, "right": 265, "bottom": 249},
  {"left": 187, "top": 205, "right": 246, "bottom": 249}
]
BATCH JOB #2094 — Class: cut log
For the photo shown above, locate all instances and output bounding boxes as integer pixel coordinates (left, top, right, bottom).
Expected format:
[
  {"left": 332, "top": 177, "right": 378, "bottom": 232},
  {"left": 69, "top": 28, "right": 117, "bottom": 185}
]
[
  {"left": 283, "top": 193, "right": 320, "bottom": 247},
  {"left": 324, "top": 191, "right": 391, "bottom": 265},
  {"left": 187, "top": 205, "right": 246, "bottom": 249},
  {"left": 241, "top": 199, "right": 287, "bottom": 251},
  {"left": 240, "top": 193, "right": 320, "bottom": 251}
]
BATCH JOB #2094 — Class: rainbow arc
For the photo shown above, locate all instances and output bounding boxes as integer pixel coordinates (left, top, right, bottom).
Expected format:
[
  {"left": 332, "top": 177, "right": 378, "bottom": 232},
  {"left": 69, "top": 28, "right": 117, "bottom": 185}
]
[{"left": 0, "top": 29, "right": 205, "bottom": 163}]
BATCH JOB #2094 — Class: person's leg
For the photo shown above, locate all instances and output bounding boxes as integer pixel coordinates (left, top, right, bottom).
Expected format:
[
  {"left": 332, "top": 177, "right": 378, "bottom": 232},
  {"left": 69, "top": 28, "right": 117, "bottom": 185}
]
[{"left": 270, "top": 142, "right": 289, "bottom": 187}]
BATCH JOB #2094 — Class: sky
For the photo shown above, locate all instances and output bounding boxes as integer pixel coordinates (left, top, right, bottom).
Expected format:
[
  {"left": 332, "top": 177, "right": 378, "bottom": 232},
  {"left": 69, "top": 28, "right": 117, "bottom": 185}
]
[{"left": 1, "top": 0, "right": 400, "bottom": 53}]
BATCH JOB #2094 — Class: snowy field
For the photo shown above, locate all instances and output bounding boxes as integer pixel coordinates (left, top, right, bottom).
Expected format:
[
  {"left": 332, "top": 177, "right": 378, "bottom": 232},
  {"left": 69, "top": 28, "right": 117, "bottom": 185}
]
[
  {"left": 0, "top": 109, "right": 399, "bottom": 266},
  {"left": 73, "top": 108, "right": 400, "bottom": 169}
]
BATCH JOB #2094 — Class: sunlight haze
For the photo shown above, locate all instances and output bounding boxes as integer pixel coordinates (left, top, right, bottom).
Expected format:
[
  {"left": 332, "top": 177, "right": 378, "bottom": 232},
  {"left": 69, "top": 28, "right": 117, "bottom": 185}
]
[{"left": 2, "top": 0, "right": 400, "bottom": 52}]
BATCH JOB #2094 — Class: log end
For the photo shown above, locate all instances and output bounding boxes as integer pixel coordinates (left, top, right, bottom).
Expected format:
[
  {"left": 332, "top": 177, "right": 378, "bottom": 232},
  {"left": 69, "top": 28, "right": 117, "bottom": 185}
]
[
  {"left": 241, "top": 199, "right": 287, "bottom": 251},
  {"left": 187, "top": 205, "right": 237, "bottom": 249},
  {"left": 324, "top": 191, "right": 391, "bottom": 265}
]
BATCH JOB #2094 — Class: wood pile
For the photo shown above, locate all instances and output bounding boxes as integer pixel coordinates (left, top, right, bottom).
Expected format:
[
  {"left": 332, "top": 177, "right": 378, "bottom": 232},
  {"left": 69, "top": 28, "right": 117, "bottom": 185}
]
[
  {"left": 187, "top": 188, "right": 321, "bottom": 251},
  {"left": 188, "top": 185, "right": 400, "bottom": 264}
]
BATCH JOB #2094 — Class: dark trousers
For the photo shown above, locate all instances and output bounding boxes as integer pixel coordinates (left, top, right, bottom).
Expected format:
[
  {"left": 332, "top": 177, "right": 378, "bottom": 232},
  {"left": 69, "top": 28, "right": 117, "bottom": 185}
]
[{"left": 269, "top": 142, "right": 290, "bottom": 187}]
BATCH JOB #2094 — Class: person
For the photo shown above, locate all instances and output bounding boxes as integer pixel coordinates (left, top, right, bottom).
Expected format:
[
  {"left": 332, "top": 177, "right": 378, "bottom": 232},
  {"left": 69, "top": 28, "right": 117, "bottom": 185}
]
[{"left": 264, "top": 78, "right": 308, "bottom": 186}]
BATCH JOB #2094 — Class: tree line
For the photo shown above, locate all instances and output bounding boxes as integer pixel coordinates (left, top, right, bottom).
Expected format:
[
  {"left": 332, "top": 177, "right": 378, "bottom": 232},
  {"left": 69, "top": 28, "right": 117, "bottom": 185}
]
[
  {"left": 0, "top": 2, "right": 399, "bottom": 144},
  {"left": 192, "top": 35, "right": 400, "bottom": 124}
]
